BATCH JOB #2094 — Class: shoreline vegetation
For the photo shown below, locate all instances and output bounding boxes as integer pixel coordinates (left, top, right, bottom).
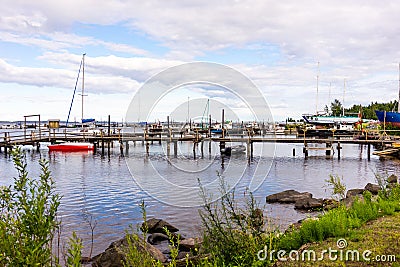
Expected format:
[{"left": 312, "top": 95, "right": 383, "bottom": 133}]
[{"left": 1, "top": 148, "right": 399, "bottom": 266}]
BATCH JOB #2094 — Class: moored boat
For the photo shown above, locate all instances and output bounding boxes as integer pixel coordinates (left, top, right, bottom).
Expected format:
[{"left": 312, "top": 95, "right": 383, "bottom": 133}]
[
  {"left": 375, "top": 110, "right": 400, "bottom": 127},
  {"left": 48, "top": 142, "right": 94, "bottom": 152},
  {"left": 375, "top": 63, "right": 400, "bottom": 127}
]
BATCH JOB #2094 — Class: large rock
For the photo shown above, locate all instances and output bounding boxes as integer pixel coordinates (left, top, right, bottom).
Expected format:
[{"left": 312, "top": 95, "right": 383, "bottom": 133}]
[
  {"left": 147, "top": 232, "right": 169, "bottom": 245},
  {"left": 388, "top": 174, "right": 398, "bottom": 184},
  {"left": 365, "top": 183, "right": 381, "bottom": 195},
  {"left": 346, "top": 189, "right": 365, "bottom": 198},
  {"left": 322, "top": 198, "right": 339, "bottom": 210},
  {"left": 266, "top": 190, "right": 312, "bottom": 204},
  {"left": 142, "top": 218, "right": 179, "bottom": 234},
  {"left": 179, "top": 237, "right": 203, "bottom": 251},
  {"left": 294, "top": 198, "right": 324, "bottom": 210},
  {"left": 91, "top": 236, "right": 167, "bottom": 267}
]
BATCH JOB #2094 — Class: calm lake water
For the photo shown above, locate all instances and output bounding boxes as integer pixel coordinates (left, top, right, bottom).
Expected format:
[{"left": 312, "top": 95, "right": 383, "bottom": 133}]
[{"left": 0, "top": 131, "right": 399, "bottom": 257}]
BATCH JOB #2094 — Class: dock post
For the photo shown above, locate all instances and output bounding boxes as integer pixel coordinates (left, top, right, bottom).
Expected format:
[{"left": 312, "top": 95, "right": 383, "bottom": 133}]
[
  {"left": 367, "top": 143, "right": 371, "bottom": 161},
  {"left": 303, "top": 143, "right": 308, "bottom": 158},
  {"left": 108, "top": 115, "right": 111, "bottom": 136},
  {"left": 193, "top": 142, "right": 197, "bottom": 159},
  {"left": 201, "top": 140, "right": 204, "bottom": 158},
  {"left": 208, "top": 140, "right": 211, "bottom": 154},
  {"left": 36, "top": 142, "right": 40, "bottom": 152},
  {"left": 250, "top": 141, "right": 254, "bottom": 160},
  {"left": 125, "top": 141, "right": 129, "bottom": 154},
  {"left": 220, "top": 141, "right": 225, "bottom": 153},
  {"left": 247, "top": 140, "right": 251, "bottom": 161},
  {"left": 337, "top": 142, "right": 341, "bottom": 160},
  {"left": 167, "top": 141, "right": 170, "bottom": 157},
  {"left": 146, "top": 142, "right": 149, "bottom": 155},
  {"left": 325, "top": 143, "right": 331, "bottom": 156},
  {"left": 292, "top": 148, "right": 296, "bottom": 157},
  {"left": 94, "top": 142, "right": 97, "bottom": 153},
  {"left": 174, "top": 141, "right": 178, "bottom": 158},
  {"left": 101, "top": 138, "right": 104, "bottom": 156},
  {"left": 119, "top": 141, "right": 124, "bottom": 155},
  {"left": 221, "top": 109, "right": 225, "bottom": 139},
  {"left": 4, "top": 133, "right": 8, "bottom": 156}
]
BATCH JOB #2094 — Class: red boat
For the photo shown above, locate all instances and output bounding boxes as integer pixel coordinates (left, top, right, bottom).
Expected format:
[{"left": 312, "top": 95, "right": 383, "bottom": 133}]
[{"left": 48, "top": 142, "right": 94, "bottom": 152}]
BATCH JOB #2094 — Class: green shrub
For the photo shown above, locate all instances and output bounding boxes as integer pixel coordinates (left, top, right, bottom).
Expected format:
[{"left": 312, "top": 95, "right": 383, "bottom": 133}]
[
  {"left": 66, "top": 231, "right": 83, "bottom": 267},
  {"left": 198, "top": 175, "right": 278, "bottom": 266},
  {"left": 0, "top": 147, "right": 61, "bottom": 266}
]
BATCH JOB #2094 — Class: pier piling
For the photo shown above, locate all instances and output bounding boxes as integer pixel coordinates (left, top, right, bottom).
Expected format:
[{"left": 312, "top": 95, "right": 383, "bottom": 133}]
[
  {"left": 367, "top": 143, "right": 371, "bottom": 161},
  {"left": 174, "top": 141, "right": 178, "bottom": 158},
  {"left": 325, "top": 143, "right": 331, "bottom": 156}
]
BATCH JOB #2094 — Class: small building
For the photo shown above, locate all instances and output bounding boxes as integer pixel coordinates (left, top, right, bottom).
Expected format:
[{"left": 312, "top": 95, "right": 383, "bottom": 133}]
[{"left": 48, "top": 119, "right": 60, "bottom": 129}]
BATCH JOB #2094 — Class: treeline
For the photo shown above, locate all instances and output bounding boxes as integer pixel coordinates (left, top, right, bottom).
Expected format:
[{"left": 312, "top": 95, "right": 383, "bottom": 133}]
[{"left": 345, "top": 100, "right": 399, "bottom": 120}]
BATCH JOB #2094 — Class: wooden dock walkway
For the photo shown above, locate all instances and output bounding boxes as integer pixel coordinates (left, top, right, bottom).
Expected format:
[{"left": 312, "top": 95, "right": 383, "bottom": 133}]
[{"left": 0, "top": 128, "right": 396, "bottom": 160}]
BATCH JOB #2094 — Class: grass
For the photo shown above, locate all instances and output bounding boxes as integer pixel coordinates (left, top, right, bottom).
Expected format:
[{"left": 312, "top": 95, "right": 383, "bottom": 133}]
[{"left": 276, "top": 212, "right": 400, "bottom": 266}]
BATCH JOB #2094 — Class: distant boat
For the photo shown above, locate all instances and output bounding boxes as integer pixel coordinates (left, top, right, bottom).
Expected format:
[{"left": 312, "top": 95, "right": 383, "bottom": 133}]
[
  {"left": 48, "top": 53, "right": 94, "bottom": 152},
  {"left": 302, "top": 114, "right": 361, "bottom": 125},
  {"left": 48, "top": 142, "right": 94, "bottom": 152},
  {"left": 375, "top": 63, "right": 400, "bottom": 127}
]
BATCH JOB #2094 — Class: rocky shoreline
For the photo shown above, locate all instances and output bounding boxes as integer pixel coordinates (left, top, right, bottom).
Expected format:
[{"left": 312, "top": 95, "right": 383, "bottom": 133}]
[
  {"left": 90, "top": 218, "right": 202, "bottom": 267},
  {"left": 87, "top": 175, "right": 398, "bottom": 267}
]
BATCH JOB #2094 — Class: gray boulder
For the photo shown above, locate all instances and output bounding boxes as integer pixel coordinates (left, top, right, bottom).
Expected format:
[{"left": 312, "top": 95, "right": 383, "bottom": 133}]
[
  {"left": 142, "top": 218, "right": 179, "bottom": 234},
  {"left": 388, "top": 174, "right": 398, "bottom": 184},
  {"left": 346, "top": 189, "right": 365, "bottom": 199},
  {"left": 147, "top": 232, "right": 169, "bottom": 245},
  {"left": 294, "top": 198, "right": 324, "bottom": 210},
  {"left": 179, "top": 237, "right": 203, "bottom": 251},
  {"left": 266, "top": 190, "right": 312, "bottom": 204},
  {"left": 364, "top": 183, "right": 381, "bottom": 195},
  {"left": 91, "top": 236, "right": 167, "bottom": 267}
]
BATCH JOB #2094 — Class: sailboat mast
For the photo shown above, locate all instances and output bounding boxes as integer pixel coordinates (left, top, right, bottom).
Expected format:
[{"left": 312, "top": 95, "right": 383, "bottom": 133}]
[
  {"left": 343, "top": 78, "right": 346, "bottom": 116},
  {"left": 81, "top": 53, "right": 86, "bottom": 125},
  {"left": 316, "top": 62, "right": 320, "bottom": 114},
  {"left": 398, "top": 63, "right": 400, "bottom": 113}
]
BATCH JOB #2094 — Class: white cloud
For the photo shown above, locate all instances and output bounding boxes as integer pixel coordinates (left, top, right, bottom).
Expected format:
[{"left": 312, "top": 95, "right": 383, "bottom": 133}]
[{"left": 1, "top": 1, "right": 399, "bottom": 121}]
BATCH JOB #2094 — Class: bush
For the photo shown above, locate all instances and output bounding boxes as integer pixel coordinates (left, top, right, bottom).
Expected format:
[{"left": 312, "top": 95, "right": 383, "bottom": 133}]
[
  {"left": 198, "top": 174, "right": 278, "bottom": 266},
  {"left": 0, "top": 147, "right": 61, "bottom": 266}
]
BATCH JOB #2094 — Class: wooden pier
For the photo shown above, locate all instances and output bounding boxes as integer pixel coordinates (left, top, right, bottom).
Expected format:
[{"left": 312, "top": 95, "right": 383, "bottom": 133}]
[{"left": 0, "top": 127, "right": 396, "bottom": 160}]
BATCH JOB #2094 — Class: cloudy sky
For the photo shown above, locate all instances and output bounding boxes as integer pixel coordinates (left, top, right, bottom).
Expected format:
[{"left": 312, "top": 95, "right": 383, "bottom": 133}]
[{"left": 1, "top": 1, "right": 399, "bottom": 123}]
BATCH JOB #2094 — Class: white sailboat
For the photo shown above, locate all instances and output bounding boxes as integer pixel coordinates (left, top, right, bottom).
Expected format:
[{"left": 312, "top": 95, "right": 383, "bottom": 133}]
[{"left": 48, "top": 53, "right": 94, "bottom": 152}]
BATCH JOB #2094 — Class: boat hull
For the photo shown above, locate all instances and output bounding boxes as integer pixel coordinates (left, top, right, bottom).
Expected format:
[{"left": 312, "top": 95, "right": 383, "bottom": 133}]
[
  {"left": 48, "top": 142, "right": 94, "bottom": 152},
  {"left": 375, "top": 111, "right": 400, "bottom": 127},
  {"left": 302, "top": 114, "right": 360, "bottom": 125}
]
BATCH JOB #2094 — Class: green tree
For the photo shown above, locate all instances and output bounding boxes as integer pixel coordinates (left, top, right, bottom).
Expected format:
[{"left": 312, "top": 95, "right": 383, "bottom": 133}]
[{"left": 330, "top": 99, "right": 343, "bottom": 116}]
